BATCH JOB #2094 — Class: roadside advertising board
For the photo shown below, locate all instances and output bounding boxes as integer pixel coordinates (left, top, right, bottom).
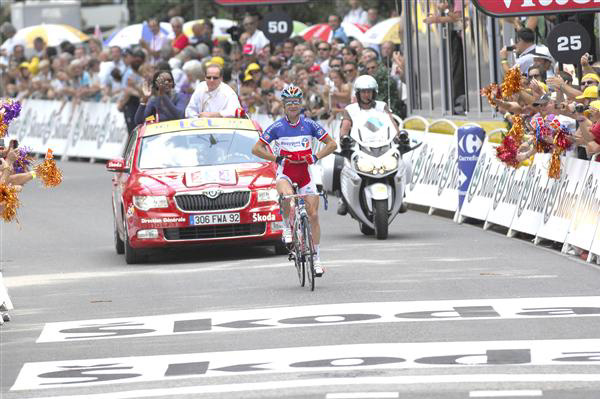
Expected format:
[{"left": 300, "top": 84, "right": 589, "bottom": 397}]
[
  {"left": 405, "top": 132, "right": 459, "bottom": 212},
  {"left": 508, "top": 153, "right": 552, "bottom": 236},
  {"left": 459, "top": 138, "right": 498, "bottom": 222},
  {"left": 535, "top": 157, "right": 590, "bottom": 244},
  {"left": 566, "top": 160, "right": 600, "bottom": 252}
]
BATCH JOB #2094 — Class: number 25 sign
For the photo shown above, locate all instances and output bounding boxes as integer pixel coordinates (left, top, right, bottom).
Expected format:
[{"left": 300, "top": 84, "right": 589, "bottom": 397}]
[{"left": 547, "top": 22, "right": 591, "bottom": 64}]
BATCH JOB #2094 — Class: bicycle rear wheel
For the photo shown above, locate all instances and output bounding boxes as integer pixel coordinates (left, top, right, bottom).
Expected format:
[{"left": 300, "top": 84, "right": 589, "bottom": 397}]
[{"left": 302, "top": 214, "right": 315, "bottom": 291}]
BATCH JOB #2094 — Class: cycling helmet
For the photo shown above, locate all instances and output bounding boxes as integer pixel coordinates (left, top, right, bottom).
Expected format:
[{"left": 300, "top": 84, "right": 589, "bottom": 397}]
[
  {"left": 281, "top": 83, "right": 303, "bottom": 100},
  {"left": 354, "top": 74, "right": 378, "bottom": 94}
]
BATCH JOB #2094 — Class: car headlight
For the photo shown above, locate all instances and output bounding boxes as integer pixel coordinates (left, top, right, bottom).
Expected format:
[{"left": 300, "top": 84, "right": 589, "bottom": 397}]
[
  {"left": 133, "top": 195, "right": 169, "bottom": 211},
  {"left": 257, "top": 188, "right": 279, "bottom": 203},
  {"left": 356, "top": 157, "right": 375, "bottom": 173},
  {"left": 382, "top": 155, "right": 398, "bottom": 172}
]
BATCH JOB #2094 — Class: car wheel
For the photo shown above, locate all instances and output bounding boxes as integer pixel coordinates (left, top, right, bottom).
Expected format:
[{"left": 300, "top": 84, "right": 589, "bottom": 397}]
[
  {"left": 124, "top": 219, "right": 144, "bottom": 264},
  {"left": 114, "top": 211, "right": 124, "bottom": 255}
]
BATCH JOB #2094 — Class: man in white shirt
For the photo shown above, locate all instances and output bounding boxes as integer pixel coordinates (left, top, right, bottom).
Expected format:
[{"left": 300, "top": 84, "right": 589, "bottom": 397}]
[
  {"left": 185, "top": 64, "right": 242, "bottom": 118},
  {"left": 342, "top": 0, "right": 368, "bottom": 25},
  {"left": 242, "top": 15, "right": 270, "bottom": 54},
  {"left": 140, "top": 18, "right": 169, "bottom": 64}
]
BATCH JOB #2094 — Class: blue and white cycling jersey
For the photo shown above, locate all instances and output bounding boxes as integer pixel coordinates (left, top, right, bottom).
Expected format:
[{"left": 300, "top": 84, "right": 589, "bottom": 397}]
[{"left": 260, "top": 115, "right": 328, "bottom": 188}]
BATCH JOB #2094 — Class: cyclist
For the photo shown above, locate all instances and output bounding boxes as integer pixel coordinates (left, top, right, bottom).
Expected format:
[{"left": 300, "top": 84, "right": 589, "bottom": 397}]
[
  {"left": 252, "top": 84, "right": 337, "bottom": 277},
  {"left": 337, "top": 74, "right": 410, "bottom": 215}
]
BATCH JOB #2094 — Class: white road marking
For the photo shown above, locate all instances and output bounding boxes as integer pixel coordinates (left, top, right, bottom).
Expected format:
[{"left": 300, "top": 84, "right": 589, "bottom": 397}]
[
  {"left": 326, "top": 393, "right": 399, "bottom": 398},
  {"left": 36, "top": 296, "right": 600, "bottom": 343},
  {"left": 470, "top": 390, "right": 543, "bottom": 397},
  {"left": 12, "top": 339, "right": 600, "bottom": 391},
  {"left": 20, "top": 374, "right": 598, "bottom": 399}
]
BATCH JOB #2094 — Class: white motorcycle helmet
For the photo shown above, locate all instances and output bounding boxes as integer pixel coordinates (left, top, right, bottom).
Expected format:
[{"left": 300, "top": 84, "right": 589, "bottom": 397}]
[{"left": 354, "top": 74, "right": 378, "bottom": 107}]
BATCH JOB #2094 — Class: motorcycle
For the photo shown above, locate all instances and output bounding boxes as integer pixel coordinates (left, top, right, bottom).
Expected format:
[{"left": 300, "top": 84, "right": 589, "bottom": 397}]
[{"left": 336, "top": 113, "right": 415, "bottom": 240}]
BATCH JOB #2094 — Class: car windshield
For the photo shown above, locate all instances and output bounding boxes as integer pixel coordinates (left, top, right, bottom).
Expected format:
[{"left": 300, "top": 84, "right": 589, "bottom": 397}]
[{"left": 138, "top": 129, "right": 264, "bottom": 169}]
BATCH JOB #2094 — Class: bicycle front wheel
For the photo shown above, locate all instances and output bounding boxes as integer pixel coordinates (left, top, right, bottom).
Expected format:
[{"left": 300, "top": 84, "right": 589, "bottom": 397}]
[
  {"left": 302, "top": 214, "right": 315, "bottom": 291},
  {"left": 294, "top": 242, "right": 305, "bottom": 287}
]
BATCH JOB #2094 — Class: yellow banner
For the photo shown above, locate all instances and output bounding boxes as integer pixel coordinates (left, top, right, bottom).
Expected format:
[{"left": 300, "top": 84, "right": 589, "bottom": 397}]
[{"left": 144, "top": 118, "right": 256, "bottom": 135}]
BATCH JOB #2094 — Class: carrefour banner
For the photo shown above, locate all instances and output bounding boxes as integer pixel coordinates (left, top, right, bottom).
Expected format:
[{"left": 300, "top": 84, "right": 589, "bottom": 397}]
[
  {"left": 535, "top": 157, "right": 590, "bottom": 244},
  {"left": 456, "top": 125, "right": 485, "bottom": 209},
  {"left": 566, "top": 161, "right": 600, "bottom": 252},
  {"left": 459, "top": 138, "right": 504, "bottom": 222}
]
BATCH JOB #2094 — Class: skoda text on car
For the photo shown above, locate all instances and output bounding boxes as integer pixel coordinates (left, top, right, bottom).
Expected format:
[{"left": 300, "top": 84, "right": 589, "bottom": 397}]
[{"left": 107, "top": 118, "right": 285, "bottom": 264}]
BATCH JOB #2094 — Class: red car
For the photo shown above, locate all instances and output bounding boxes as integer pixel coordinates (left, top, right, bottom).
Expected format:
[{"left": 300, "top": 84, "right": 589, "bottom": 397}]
[{"left": 107, "top": 117, "right": 285, "bottom": 264}]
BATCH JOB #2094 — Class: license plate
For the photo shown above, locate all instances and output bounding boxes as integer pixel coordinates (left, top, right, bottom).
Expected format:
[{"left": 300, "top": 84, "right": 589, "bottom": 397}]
[{"left": 190, "top": 213, "right": 240, "bottom": 225}]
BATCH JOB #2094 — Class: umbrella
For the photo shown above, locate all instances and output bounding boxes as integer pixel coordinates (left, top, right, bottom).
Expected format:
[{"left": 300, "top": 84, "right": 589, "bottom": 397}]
[
  {"left": 298, "top": 22, "right": 368, "bottom": 43},
  {"left": 183, "top": 18, "right": 237, "bottom": 41},
  {"left": 13, "top": 24, "right": 89, "bottom": 48},
  {"left": 362, "top": 17, "right": 402, "bottom": 44},
  {"left": 292, "top": 21, "right": 308, "bottom": 37},
  {"left": 104, "top": 22, "right": 174, "bottom": 48}
]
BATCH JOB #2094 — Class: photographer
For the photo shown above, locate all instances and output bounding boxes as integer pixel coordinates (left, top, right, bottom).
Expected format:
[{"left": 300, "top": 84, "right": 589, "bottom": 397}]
[{"left": 500, "top": 28, "right": 537, "bottom": 75}]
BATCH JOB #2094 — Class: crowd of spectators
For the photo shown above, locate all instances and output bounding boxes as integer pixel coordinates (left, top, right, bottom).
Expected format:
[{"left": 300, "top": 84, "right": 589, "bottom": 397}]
[
  {"left": 490, "top": 20, "right": 600, "bottom": 162},
  {"left": 0, "top": 0, "right": 407, "bottom": 134}
]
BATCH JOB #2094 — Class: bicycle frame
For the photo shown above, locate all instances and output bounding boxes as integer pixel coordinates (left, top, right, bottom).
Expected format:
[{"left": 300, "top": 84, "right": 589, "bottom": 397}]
[{"left": 279, "top": 187, "right": 328, "bottom": 291}]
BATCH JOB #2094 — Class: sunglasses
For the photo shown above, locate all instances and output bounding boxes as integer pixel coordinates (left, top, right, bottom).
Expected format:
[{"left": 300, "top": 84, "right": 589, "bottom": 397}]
[
  {"left": 284, "top": 99, "right": 302, "bottom": 105},
  {"left": 206, "top": 76, "right": 220, "bottom": 80},
  {"left": 582, "top": 81, "right": 595, "bottom": 86}
]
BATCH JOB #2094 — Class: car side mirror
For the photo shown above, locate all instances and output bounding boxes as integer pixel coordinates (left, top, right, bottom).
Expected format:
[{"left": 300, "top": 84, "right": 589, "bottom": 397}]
[{"left": 106, "top": 158, "right": 129, "bottom": 173}]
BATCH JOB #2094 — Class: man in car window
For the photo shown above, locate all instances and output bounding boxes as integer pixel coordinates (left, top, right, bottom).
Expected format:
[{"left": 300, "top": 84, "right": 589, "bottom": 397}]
[{"left": 185, "top": 64, "right": 242, "bottom": 118}]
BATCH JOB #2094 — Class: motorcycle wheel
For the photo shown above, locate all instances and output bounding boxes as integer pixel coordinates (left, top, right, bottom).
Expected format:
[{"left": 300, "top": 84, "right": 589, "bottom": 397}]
[
  {"left": 372, "top": 199, "right": 389, "bottom": 240},
  {"left": 359, "top": 222, "right": 374, "bottom": 235}
]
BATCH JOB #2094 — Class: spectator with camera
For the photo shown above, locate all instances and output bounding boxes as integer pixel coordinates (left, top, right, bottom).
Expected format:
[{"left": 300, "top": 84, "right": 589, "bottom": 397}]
[
  {"left": 500, "top": 28, "right": 537, "bottom": 74},
  {"left": 135, "top": 70, "right": 187, "bottom": 125}
]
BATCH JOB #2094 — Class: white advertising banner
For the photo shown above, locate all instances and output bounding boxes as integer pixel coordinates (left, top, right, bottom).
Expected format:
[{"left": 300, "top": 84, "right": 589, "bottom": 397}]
[
  {"left": 403, "top": 129, "right": 426, "bottom": 163},
  {"left": 535, "top": 157, "right": 590, "bottom": 244},
  {"left": 509, "top": 153, "right": 552, "bottom": 236},
  {"left": 8, "top": 99, "right": 71, "bottom": 156},
  {"left": 67, "top": 102, "right": 109, "bottom": 159},
  {"left": 485, "top": 164, "right": 529, "bottom": 229},
  {"left": 405, "top": 133, "right": 459, "bottom": 212},
  {"left": 566, "top": 160, "right": 600, "bottom": 252},
  {"left": 9, "top": 100, "right": 129, "bottom": 160}
]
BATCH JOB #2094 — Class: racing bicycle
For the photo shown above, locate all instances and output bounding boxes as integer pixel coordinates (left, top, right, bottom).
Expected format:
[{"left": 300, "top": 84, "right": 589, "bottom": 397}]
[{"left": 279, "top": 184, "right": 328, "bottom": 291}]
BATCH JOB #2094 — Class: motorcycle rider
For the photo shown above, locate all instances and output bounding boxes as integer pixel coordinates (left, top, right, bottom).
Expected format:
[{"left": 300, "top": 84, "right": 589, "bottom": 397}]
[
  {"left": 337, "top": 74, "right": 410, "bottom": 215},
  {"left": 252, "top": 84, "right": 337, "bottom": 277}
]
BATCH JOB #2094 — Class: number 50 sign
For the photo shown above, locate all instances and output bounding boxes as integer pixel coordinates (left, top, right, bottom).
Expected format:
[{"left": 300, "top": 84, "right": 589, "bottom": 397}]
[
  {"left": 547, "top": 22, "right": 591, "bottom": 64},
  {"left": 261, "top": 11, "right": 293, "bottom": 44}
]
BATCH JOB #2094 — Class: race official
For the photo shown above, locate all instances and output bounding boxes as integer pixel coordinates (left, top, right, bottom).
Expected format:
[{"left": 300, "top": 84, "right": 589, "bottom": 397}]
[{"left": 185, "top": 64, "right": 242, "bottom": 118}]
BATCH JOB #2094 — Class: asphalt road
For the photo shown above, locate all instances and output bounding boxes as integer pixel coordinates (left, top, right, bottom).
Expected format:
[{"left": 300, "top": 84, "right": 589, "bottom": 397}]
[{"left": 1, "top": 160, "right": 600, "bottom": 399}]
